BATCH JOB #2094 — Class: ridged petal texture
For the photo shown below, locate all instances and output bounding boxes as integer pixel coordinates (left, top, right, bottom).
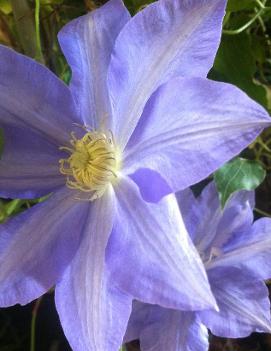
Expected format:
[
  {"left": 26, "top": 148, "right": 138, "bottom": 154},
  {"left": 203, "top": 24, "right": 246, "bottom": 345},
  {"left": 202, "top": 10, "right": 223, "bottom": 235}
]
[
  {"left": 55, "top": 187, "right": 133, "bottom": 351},
  {"left": 108, "top": 0, "right": 227, "bottom": 148},
  {"left": 124, "top": 77, "right": 270, "bottom": 202},
  {"left": 0, "top": 187, "right": 89, "bottom": 306},
  {"left": 58, "top": 0, "right": 130, "bottom": 128}
]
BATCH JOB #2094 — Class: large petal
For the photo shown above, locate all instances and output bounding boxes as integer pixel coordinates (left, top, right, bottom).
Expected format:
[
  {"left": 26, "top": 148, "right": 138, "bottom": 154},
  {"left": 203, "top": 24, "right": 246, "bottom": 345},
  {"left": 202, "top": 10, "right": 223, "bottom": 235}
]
[
  {"left": 0, "top": 45, "right": 80, "bottom": 144},
  {"left": 207, "top": 218, "right": 271, "bottom": 280},
  {"left": 0, "top": 187, "right": 89, "bottom": 307},
  {"left": 55, "top": 186, "right": 132, "bottom": 351},
  {"left": 106, "top": 176, "right": 217, "bottom": 311},
  {"left": 0, "top": 45, "right": 80, "bottom": 198},
  {"left": 199, "top": 267, "right": 271, "bottom": 338},
  {"left": 108, "top": 0, "right": 226, "bottom": 148},
  {"left": 0, "top": 124, "right": 65, "bottom": 198},
  {"left": 58, "top": 0, "right": 130, "bottom": 128},
  {"left": 124, "top": 77, "right": 270, "bottom": 201},
  {"left": 125, "top": 302, "right": 209, "bottom": 351}
]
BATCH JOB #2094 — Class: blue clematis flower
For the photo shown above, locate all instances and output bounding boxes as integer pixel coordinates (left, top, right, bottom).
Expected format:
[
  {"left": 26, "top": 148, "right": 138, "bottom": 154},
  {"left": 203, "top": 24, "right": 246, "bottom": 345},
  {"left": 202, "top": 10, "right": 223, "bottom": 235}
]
[
  {"left": 0, "top": 0, "right": 270, "bottom": 350},
  {"left": 125, "top": 182, "right": 271, "bottom": 350}
]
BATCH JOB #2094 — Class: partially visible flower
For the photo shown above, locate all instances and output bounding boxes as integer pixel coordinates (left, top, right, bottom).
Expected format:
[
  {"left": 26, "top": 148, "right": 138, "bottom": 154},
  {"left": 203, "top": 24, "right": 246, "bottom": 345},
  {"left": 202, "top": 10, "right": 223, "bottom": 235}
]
[
  {"left": 0, "top": 0, "right": 270, "bottom": 350},
  {"left": 125, "top": 182, "right": 271, "bottom": 350}
]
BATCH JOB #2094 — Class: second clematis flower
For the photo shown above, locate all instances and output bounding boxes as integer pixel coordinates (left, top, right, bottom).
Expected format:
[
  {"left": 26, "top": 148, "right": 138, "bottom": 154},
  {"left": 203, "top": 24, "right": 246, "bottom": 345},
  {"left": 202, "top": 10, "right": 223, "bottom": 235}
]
[
  {"left": 0, "top": 0, "right": 270, "bottom": 350},
  {"left": 125, "top": 182, "right": 271, "bottom": 350}
]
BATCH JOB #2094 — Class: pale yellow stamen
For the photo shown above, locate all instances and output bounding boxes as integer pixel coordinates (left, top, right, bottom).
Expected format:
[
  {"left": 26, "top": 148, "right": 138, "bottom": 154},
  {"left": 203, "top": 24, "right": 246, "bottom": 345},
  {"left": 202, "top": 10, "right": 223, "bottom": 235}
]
[{"left": 59, "top": 130, "right": 117, "bottom": 201}]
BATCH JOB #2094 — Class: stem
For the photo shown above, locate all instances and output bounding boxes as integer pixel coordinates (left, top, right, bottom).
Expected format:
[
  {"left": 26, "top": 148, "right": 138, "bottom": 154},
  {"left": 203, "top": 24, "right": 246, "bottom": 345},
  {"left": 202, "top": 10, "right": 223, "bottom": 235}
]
[
  {"left": 223, "top": 12, "right": 231, "bottom": 27},
  {"left": 11, "top": 0, "right": 37, "bottom": 57},
  {"left": 223, "top": 7, "right": 266, "bottom": 35},
  {"left": 254, "top": 208, "right": 271, "bottom": 217},
  {"left": 5, "top": 199, "right": 24, "bottom": 216},
  {"left": 34, "top": 0, "right": 44, "bottom": 63},
  {"left": 255, "top": 0, "right": 265, "bottom": 9},
  {"left": 30, "top": 297, "right": 42, "bottom": 351},
  {"left": 257, "top": 137, "right": 271, "bottom": 152}
]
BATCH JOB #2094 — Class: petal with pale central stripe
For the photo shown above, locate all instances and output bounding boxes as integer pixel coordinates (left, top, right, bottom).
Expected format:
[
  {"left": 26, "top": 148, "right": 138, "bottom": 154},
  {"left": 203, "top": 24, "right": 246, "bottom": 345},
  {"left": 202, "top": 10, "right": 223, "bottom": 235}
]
[
  {"left": 106, "top": 177, "right": 216, "bottom": 311},
  {"left": 55, "top": 186, "right": 133, "bottom": 351}
]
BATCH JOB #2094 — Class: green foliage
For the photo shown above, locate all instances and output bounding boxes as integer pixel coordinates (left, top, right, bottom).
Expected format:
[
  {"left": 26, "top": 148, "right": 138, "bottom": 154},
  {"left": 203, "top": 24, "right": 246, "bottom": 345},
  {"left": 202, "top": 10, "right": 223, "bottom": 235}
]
[
  {"left": 209, "top": 33, "right": 267, "bottom": 107},
  {"left": 210, "top": 0, "right": 271, "bottom": 110},
  {"left": 214, "top": 158, "right": 266, "bottom": 208},
  {"left": 124, "top": 0, "right": 151, "bottom": 14},
  {"left": 10, "top": 0, "right": 38, "bottom": 58},
  {"left": 227, "top": 0, "right": 255, "bottom": 12},
  {"left": 210, "top": 0, "right": 271, "bottom": 211},
  {"left": 0, "top": 199, "right": 24, "bottom": 223},
  {"left": 0, "top": 196, "right": 49, "bottom": 223},
  {"left": 0, "top": 0, "right": 12, "bottom": 14}
]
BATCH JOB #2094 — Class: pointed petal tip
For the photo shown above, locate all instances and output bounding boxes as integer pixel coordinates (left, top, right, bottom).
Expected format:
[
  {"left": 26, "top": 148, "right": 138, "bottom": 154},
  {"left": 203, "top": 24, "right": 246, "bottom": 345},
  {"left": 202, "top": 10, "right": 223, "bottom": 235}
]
[
  {"left": 265, "top": 324, "right": 271, "bottom": 334},
  {"left": 201, "top": 292, "right": 219, "bottom": 313},
  {"left": 262, "top": 118, "right": 271, "bottom": 127},
  {"left": 192, "top": 277, "right": 219, "bottom": 312},
  {"left": 258, "top": 313, "right": 271, "bottom": 334}
]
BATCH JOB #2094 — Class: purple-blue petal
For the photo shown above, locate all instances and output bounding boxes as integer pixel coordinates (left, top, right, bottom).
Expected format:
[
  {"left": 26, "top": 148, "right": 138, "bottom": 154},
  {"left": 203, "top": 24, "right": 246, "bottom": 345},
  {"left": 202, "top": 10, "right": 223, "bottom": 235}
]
[
  {"left": 128, "top": 168, "right": 172, "bottom": 203},
  {"left": 0, "top": 44, "right": 80, "bottom": 198},
  {"left": 58, "top": 0, "right": 130, "bottom": 128},
  {"left": 0, "top": 187, "right": 89, "bottom": 307},
  {"left": 199, "top": 266, "right": 271, "bottom": 338},
  {"left": 124, "top": 77, "right": 270, "bottom": 202},
  {"left": 177, "top": 187, "right": 202, "bottom": 243},
  {"left": 106, "top": 176, "right": 217, "bottom": 311},
  {"left": 0, "top": 124, "right": 65, "bottom": 199},
  {"left": 55, "top": 186, "right": 133, "bottom": 351},
  {"left": 108, "top": 0, "right": 227, "bottom": 148},
  {"left": 0, "top": 45, "right": 80, "bottom": 144},
  {"left": 125, "top": 301, "right": 209, "bottom": 351},
  {"left": 177, "top": 182, "right": 254, "bottom": 255},
  {"left": 208, "top": 217, "right": 271, "bottom": 281}
]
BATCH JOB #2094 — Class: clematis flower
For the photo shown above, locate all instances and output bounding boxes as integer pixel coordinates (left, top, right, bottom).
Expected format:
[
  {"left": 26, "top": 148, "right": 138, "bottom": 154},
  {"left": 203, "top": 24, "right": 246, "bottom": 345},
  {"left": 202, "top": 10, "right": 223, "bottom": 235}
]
[
  {"left": 0, "top": 0, "right": 270, "bottom": 350},
  {"left": 125, "top": 182, "right": 271, "bottom": 351}
]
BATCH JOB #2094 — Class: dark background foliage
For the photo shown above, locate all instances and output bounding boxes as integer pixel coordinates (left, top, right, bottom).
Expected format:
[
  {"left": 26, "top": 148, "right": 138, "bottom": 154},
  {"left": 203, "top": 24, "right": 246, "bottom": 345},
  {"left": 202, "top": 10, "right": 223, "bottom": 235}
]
[{"left": 0, "top": 0, "right": 271, "bottom": 350}]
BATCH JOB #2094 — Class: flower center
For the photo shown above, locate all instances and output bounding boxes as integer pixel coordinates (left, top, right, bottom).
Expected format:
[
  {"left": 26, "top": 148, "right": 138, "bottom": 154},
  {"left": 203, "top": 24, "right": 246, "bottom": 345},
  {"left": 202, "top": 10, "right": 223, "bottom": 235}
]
[{"left": 59, "top": 130, "right": 117, "bottom": 200}]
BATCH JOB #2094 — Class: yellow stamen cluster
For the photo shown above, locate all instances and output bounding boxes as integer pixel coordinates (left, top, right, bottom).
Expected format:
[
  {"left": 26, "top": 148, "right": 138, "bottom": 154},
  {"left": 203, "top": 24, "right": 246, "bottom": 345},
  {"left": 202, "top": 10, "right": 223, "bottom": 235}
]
[{"left": 59, "top": 130, "right": 117, "bottom": 200}]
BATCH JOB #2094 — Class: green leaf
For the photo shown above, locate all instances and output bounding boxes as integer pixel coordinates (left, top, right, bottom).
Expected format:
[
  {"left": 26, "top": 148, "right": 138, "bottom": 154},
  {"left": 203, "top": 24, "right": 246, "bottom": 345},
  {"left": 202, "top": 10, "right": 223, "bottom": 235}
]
[
  {"left": 0, "top": 0, "right": 12, "bottom": 14},
  {"left": 251, "top": 34, "right": 267, "bottom": 64},
  {"left": 227, "top": 0, "right": 255, "bottom": 12},
  {"left": 209, "top": 33, "right": 267, "bottom": 108},
  {"left": 214, "top": 158, "right": 266, "bottom": 208},
  {"left": 10, "top": 0, "right": 39, "bottom": 59},
  {"left": 124, "top": 0, "right": 151, "bottom": 14},
  {"left": 0, "top": 200, "right": 6, "bottom": 223},
  {"left": 5, "top": 199, "right": 25, "bottom": 216}
]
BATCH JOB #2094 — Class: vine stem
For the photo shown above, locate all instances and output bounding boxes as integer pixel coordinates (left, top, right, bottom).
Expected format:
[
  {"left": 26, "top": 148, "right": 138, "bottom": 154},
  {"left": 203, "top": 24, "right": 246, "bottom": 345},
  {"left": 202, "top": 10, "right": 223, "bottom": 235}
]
[
  {"left": 223, "top": 0, "right": 271, "bottom": 36},
  {"left": 30, "top": 297, "right": 42, "bottom": 351},
  {"left": 223, "top": 7, "right": 266, "bottom": 35},
  {"left": 254, "top": 208, "right": 271, "bottom": 217},
  {"left": 34, "top": 0, "right": 44, "bottom": 62}
]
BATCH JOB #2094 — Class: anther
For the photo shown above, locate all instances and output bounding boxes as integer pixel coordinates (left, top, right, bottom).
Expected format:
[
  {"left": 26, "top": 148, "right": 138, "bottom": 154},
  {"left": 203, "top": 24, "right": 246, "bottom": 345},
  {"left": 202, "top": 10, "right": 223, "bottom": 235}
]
[{"left": 59, "top": 129, "right": 117, "bottom": 200}]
